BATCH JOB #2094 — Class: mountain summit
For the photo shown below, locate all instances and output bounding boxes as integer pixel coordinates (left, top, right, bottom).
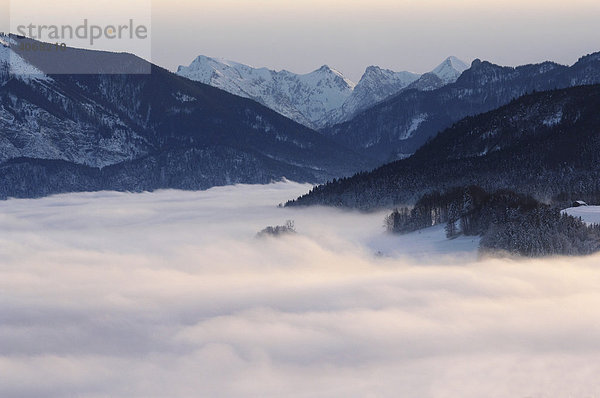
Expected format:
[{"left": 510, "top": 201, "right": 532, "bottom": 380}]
[
  {"left": 0, "top": 35, "right": 371, "bottom": 199},
  {"left": 432, "top": 56, "right": 469, "bottom": 83},
  {"left": 402, "top": 56, "right": 469, "bottom": 92},
  {"left": 322, "top": 52, "right": 600, "bottom": 163},
  {"left": 177, "top": 56, "right": 468, "bottom": 129},
  {"left": 325, "top": 66, "right": 421, "bottom": 126},
  {"left": 177, "top": 56, "right": 355, "bottom": 129}
]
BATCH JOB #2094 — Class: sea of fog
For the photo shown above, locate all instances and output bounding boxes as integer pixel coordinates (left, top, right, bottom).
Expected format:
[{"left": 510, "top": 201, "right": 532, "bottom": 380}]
[{"left": 1, "top": 181, "right": 600, "bottom": 398}]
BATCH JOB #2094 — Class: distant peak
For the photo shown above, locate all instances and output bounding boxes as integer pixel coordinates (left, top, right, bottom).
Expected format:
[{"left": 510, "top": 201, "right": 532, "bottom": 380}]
[
  {"left": 435, "top": 56, "right": 468, "bottom": 72},
  {"left": 360, "top": 65, "right": 420, "bottom": 79},
  {"left": 178, "top": 55, "right": 219, "bottom": 71},
  {"left": 315, "top": 64, "right": 345, "bottom": 75},
  {"left": 431, "top": 56, "right": 469, "bottom": 83},
  {"left": 576, "top": 52, "right": 600, "bottom": 65},
  {"left": 311, "top": 65, "right": 355, "bottom": 87},
  {"left": 446, "top": 56, "right": 464, "bottom": 63},
  {"left": 365, "top": 65, "right": 382, "bottom": 73},
  {"left": 360, "top": 66, "right": 388, "bottom": 79},
  {"left": 469, "top": 59, "right": 500, "bottom": 70},
  {"left": 191, "top": 54, "right": 219, "bottom": 65},
  {"left": 185, "top": 55, "right": 254, "bottom": 72},
  {"left": 440, "top": 57, "right": 454, "bottom": 65}
]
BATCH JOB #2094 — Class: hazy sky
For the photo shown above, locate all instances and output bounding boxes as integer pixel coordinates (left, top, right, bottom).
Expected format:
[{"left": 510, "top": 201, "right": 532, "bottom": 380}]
[
  {"left": 151, "top": 0, "right": 600, "bottom": 80},
  {"left": 2, "top": 0, "right": 600, "bottom": 81}
]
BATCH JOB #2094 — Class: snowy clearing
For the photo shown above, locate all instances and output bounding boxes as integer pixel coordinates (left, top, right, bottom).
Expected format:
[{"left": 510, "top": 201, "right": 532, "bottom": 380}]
[{"left": 564, "top": 205, "right": 600, "bottom": 225}]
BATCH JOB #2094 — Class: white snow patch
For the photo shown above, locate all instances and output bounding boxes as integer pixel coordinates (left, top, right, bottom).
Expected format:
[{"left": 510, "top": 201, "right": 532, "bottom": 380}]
[
  {"left": 0, "top": 40, "right": 51, "bottom": 82},
  {"left": 395, "top": 153, "right": 413, "bottom": 160},
  {"left": 173, "top": 92, "right": 196, "bottom": 103},
  {"left": 431, "top": 56, "right": 469, "bottom": 84},
  {"left": 543, "top": 111, "right": 563, "bottom": 127},
  {"left": 403, "top": 113, "right": 428, "bottom": 139},
  {"left": 563, "top": 206, "right": 600, "bottom": 225}
]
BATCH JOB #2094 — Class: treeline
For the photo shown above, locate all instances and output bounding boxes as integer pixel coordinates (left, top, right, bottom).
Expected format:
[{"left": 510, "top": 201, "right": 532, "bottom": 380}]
[
  {"left": 385, "top": 186, "right": 600, "bottom": 257},
  {"left": 481, "top": 209, "right": 600, "bottom": 257},
  {"left": 287, "top": 84, "right": 600, "bottom": 210}
]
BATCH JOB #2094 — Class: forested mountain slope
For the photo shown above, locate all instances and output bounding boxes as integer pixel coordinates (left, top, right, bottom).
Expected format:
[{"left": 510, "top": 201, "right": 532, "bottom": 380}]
[
  {"left": 0, "top": 35, "right": 370, "bottom": 199},
  {"left": 323, "top": 53, "right": 600, "bottom": 162},
  {"left": 288, "top": 84, "right": 600, "bottom": 209}
]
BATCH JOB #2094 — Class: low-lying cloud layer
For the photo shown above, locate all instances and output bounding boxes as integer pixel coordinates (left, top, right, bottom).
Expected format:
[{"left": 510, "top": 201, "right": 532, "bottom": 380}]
[{"left": 1, "top": 182, "right": 600, "bottom": 397}]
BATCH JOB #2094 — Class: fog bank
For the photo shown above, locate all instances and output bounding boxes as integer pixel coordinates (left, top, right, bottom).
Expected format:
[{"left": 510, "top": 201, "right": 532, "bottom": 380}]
[{"left": 1, "top": 182, "right": 599, "bottom": 397}]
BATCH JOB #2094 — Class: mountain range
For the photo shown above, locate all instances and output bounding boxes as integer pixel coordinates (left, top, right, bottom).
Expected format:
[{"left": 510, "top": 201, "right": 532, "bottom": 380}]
[
  {"left": 322, "top": 53, "right": 600, "bottom": 163},
  {"left": 0, "top": 34, "right": 370, "bottom": 199},
  {"left": 177, "top": 55, "right": 468, "bottom": 129},
  {"left": 3, "top": 33, "right": 600, "bottom": 205}
]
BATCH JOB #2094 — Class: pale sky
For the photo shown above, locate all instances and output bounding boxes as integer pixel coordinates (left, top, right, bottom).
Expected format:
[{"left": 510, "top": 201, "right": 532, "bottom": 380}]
[{"left": 2, "top": 0, "right": 600, "bottom": 81}]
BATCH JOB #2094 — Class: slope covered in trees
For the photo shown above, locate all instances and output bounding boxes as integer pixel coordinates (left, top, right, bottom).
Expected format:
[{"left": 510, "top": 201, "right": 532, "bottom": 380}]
[
  {"left": 1, "top": 35, "right": 371, "bottom": 199},
  {"left": 385, "top": 186, "right": 600, "bottom": 257},
  {"left": 322, "top": 53, "right": 600, "bottom": 163},
  {"left": 288, "top": 84, "right": 600, "bottom": 210}
]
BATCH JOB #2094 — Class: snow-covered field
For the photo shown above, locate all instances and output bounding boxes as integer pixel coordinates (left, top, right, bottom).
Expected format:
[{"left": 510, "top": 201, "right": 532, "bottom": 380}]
[
  {"left": 564, "top": 205, "right": 600, "bottom": 225},
  {"left": 1, "top": 182, "right": 600, "bottom": 398}
]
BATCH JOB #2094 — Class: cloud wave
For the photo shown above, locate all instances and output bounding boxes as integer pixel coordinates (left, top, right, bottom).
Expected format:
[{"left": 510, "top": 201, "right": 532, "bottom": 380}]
[{"left": 1, "top": 182, "right": 599, "bottom": 397}]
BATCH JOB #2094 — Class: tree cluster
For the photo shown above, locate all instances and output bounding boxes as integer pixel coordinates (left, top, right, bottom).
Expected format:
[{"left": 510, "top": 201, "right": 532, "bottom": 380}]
[
  {"left": 481, "top": 209, "right": 600, "bottom": 257},
  {"left": 385, "top": 186, "right": 600, "bottom": 257},
  {"left": 256, "top": 220, "right": 296, "bottom": 238}
]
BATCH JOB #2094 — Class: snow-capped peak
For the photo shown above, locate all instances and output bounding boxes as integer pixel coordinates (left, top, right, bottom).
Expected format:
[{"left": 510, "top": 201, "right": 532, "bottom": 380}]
[
  {"left": 308, "top": 64, "right": 356, "bottom": 89},
  {"left": 316, "top": 65, "right": 423, "bottom": 127},
  {"left": 316, "top": 64, "right": 347, "bottom": 77},
  {"left": 176, "top": 54, "right": 468, "bottom": 129},
  {"left": 359, "top": 66, "right": 420, "bottom": 86},
  {"left": 177, "top": 56, "right": 356, "bottom": 129},
  {"left": 330, "top": 66, "right": 421, "bottom": 121},
  {"left": 431, "top": 56, "right": 469, "bottom": 84}
]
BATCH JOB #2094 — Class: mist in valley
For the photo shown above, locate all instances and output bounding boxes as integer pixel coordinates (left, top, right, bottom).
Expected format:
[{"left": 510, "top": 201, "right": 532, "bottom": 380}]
[{"left": 1, "top": 182, "right": 599, "bottom": 397}]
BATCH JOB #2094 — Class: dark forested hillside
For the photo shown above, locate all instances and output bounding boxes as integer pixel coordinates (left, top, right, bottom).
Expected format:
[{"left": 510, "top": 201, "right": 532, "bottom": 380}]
[
  {"left": 0, "top": 35, "right": 371, "bottom": 199},
  {"left": 323, "top": 53, "right": 600, "bottom": 163},
  {"left": 288, "top": 84, "right": 600, "bottom": 210},
  {"left": 384, "top": 186, "right": 600, "bottom": 257}
]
